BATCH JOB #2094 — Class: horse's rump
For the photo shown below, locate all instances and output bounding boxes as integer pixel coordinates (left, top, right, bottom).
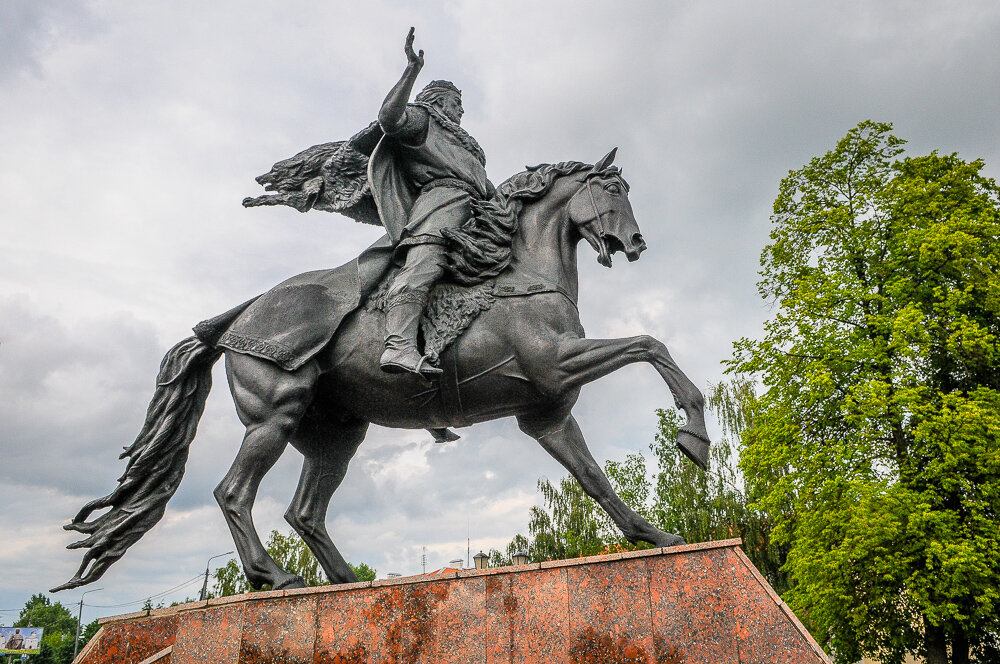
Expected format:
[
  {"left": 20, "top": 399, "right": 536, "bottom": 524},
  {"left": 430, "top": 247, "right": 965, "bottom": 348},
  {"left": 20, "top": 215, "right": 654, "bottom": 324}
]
[{"left": 193, "top": 239, "right": 396, "bottom": 370}]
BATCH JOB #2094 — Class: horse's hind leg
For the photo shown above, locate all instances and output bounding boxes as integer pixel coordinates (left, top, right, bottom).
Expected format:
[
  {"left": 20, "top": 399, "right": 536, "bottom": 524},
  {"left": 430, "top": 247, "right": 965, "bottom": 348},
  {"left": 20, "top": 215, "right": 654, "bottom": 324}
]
[
  {"left": 518, "top": 411, "right": 685, "bottom": 548},
  {"left": 215, "top": 352, "right": 319, "bottom": 590},
  {"left": 286, "top": 411, "right": 369, "bottom": 584}
]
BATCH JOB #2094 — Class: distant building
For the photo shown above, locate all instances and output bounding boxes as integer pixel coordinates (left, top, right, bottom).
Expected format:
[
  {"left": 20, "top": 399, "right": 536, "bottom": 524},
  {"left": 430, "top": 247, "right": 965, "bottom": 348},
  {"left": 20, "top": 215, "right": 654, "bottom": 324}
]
[{"left": 416, "top": 558, "right": 465, "bottom": 577}]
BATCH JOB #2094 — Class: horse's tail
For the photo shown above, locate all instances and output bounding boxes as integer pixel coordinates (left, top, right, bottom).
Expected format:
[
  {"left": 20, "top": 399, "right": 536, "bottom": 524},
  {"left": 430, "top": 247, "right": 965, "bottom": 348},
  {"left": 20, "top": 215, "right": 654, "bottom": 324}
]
[{"left": 51, "top": 336, "right": 223, "bottom": 592}]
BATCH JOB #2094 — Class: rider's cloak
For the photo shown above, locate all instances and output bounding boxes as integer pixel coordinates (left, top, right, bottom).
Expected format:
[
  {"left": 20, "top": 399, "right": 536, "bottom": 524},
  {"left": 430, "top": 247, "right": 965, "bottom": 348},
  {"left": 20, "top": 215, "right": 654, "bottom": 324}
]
[
  {"left": 199, "top": 104, "right": 488, "bottom": 370},
  {"left": 193, "top": 235, "right": 396, "bottom": 370},
  {"left": 202, "top": 119, "right": 393, "bottom": 370}
]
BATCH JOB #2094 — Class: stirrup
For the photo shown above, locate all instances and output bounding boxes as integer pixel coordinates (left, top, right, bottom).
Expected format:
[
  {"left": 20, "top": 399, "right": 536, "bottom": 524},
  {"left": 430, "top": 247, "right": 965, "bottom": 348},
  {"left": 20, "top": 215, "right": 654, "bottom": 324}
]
[
  {"left": 380, "top": 348, "right": 443, "bottom": 377},
  {"left": 414, "top": 355, "right": 443, "bottom": 377}
]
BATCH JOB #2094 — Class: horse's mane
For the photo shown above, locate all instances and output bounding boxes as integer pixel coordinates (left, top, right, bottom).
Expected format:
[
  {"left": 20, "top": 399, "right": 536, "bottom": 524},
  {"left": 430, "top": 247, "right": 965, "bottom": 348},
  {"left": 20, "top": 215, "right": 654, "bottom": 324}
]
[{"left": 443, "top": 161, "right": 593, "bottom": 285}]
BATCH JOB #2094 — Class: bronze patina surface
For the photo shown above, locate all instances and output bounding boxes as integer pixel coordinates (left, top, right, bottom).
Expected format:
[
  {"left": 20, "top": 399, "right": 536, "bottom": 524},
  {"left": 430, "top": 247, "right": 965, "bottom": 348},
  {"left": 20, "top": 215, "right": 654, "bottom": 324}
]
[{"left": 56, "top": 29, "right": 710, "bottom": 596}]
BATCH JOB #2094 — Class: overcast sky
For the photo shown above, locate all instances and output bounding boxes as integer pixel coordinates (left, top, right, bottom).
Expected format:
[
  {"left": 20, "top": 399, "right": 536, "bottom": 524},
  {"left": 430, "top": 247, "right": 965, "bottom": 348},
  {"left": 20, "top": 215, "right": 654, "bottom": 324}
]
[{"left": 2, "top": 0, "right": 998, "bottom": 622}]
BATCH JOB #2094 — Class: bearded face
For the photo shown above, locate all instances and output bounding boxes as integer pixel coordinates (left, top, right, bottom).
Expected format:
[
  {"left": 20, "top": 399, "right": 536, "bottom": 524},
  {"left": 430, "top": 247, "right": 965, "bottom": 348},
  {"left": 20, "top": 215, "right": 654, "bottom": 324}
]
[{"left": 436, "top": 92, "right": 464, "bottom": 124}]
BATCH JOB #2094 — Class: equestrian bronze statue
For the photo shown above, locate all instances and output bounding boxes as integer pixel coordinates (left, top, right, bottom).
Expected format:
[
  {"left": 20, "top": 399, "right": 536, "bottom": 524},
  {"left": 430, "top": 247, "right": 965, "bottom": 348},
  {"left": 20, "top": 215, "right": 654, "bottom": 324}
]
[{"left": 53, "top": 29, "right": 710, "bottom": 593}]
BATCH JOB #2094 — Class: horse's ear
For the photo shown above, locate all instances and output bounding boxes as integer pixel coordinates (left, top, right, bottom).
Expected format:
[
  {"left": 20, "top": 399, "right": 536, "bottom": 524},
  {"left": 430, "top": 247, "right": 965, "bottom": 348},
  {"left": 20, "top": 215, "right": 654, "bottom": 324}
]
[{"left": 593, "top": 147, "right": 618, "bottom": 172}]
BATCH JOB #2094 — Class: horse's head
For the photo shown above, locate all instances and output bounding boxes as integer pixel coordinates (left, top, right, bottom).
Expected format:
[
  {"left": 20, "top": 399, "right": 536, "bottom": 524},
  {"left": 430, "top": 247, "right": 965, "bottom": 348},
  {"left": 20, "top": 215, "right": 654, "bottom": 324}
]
[{"left": 567, "top": 148, "right": 646, "bottom": 267}]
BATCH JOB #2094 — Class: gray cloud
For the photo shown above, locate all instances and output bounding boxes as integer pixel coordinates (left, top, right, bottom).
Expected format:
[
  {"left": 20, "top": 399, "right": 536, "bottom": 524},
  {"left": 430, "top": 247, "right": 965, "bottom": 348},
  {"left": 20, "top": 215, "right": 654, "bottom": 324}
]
[
  {"left": 2, "top": 0, "right": 998, "bottom": 617},
  {"left": 0, "top": 1, "right": 98, "bottom": 82}
]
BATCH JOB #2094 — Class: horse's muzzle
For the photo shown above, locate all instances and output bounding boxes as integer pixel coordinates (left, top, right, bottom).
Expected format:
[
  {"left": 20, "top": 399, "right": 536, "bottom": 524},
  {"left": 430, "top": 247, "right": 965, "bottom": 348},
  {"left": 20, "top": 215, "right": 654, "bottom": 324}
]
[
  {"left": 617, "top": 232, "right": 646, "bottom": 262},
  {"left": 600, "top": 232, "right": 645, "bottom": 265}
]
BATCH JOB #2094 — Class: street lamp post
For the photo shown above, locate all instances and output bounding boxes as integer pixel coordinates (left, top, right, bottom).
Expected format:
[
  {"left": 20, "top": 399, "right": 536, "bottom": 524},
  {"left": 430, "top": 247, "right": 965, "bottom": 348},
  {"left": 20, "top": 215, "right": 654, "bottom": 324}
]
[
  {"left": 199, "top": 551, "right": 235, "bottom": 601},
  {"left": 73, "top": 587, "right": 103, "bottom": 660}
]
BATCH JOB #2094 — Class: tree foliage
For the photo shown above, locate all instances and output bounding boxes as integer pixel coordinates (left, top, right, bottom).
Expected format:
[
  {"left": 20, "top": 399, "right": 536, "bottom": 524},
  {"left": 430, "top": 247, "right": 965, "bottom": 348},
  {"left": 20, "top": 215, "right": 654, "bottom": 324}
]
[
  {"left": 11, "top": 594, "right": 98, "bottom": 664},
  {"left": 348, "top": 562, "right": 377, "bottom": 582},
  {"left": 212, "top": 530, "right": 376, "bottom": 596},
  {"left": 730, "top": 121, "right": 1000, "bottom": 664}
]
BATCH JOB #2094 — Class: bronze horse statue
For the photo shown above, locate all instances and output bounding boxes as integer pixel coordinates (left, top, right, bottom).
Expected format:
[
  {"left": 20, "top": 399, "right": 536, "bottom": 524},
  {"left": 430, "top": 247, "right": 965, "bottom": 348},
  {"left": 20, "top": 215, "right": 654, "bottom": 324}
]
[{"left": 54, "top": 150, "right": 710, "bottom": 592}]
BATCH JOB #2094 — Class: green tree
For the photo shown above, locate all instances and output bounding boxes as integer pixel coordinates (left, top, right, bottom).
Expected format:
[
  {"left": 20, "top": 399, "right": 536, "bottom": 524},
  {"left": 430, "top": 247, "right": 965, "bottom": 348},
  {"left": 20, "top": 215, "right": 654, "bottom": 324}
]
[
  {"left": 212, "top": 530, "right": 376, "bottom": 595},
  {"left": 348, "top": 562, "right": 377, "bottom": 582},
  {"left": 646, "top": 408, "right": 744, "bottom": 544},
  {"left": 525, "top": 473, "right": 617, "bottom": 560},
  {"left": 11, "top": 594, "right": 97, "bottom": 664},
  {"left": 648, "top": 387, "right": 792, "bottom": 593},
  {"left": 730, "top": 121, "right": 1000, "bottom": 664},
  {"left": 15, "top": 594, "right": 76, "bottom": 634}
]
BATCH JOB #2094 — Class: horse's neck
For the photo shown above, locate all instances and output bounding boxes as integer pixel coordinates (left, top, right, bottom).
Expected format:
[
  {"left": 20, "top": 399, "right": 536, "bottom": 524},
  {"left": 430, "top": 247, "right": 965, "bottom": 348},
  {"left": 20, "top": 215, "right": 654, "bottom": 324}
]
[{"left": 509, "top": 183, "right": 580, "bottom": 302}]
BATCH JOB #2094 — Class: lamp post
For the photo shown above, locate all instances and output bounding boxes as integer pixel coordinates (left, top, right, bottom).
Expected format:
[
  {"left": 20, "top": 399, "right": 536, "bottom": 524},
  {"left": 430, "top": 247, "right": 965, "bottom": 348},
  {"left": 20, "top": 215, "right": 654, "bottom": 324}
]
[
  {"left": 512, "top": 550, "right": 530, "bottom": 566},
  {"left": 473, "top": 551, "right": 489, "bottom": 570},
  {"left": 73, "top": 587, "right": 103, "bottom": 660},
  {"left": 199, "top": 551, "right": 235, "bottom": 601}
]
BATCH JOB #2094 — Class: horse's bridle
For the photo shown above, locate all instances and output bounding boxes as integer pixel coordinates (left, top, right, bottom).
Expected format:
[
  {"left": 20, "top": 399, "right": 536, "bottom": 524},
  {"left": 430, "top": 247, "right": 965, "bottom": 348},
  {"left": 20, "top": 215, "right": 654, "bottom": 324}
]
[{"left": 576, "top": 169, "right": 612, "bottom": 238}]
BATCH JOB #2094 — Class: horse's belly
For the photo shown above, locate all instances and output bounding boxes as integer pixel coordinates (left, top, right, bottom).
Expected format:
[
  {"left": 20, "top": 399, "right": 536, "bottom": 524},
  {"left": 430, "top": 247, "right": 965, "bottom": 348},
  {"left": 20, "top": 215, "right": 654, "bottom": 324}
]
[{"left": 319, "top": 308, "right": 545, "bottom": 429}]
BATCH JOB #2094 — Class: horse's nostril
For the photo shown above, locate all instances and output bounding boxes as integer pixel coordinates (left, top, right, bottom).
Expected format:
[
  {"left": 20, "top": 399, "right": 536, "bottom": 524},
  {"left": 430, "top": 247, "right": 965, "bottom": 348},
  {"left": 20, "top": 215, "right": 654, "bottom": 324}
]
[{"left": 632, "top": 233, "right": 644, "bottom": 246}]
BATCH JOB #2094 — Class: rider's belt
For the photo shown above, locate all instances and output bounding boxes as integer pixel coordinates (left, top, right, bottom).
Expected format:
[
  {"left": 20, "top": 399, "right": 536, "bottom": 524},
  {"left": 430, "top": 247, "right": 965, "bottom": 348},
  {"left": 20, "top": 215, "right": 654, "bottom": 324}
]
[{"left": 421, "top": 178, "right": 483, "bottom": 200}]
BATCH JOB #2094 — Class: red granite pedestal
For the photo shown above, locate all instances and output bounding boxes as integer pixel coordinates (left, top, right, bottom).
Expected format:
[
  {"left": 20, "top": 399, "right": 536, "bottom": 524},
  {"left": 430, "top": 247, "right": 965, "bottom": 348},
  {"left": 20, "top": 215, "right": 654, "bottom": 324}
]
[{"left": 73, "top": 539, "right": 830, "bottom": 664}]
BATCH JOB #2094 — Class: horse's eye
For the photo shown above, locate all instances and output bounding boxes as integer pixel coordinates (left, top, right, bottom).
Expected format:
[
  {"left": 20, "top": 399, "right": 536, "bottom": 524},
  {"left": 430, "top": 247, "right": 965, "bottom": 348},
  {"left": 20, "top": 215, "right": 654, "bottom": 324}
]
[{"left": 605, "top": 183, "right": 621, "bottom": 195}]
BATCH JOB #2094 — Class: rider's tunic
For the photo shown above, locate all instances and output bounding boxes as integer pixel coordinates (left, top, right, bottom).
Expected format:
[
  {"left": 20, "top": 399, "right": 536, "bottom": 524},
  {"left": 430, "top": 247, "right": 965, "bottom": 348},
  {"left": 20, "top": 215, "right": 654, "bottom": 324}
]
[
  {"left": 198, "top": 104, "right": 494, "bottom": 370},
  {"left": 368, "top": 103, "right": 491, "bottom": 247}
]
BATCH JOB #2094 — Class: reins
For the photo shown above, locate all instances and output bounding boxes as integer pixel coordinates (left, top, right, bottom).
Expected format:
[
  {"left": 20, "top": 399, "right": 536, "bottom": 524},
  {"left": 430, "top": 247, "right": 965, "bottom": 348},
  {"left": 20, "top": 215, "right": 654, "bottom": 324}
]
[{"left": 581, "top": 171, "right": 610, "bottom": 238}]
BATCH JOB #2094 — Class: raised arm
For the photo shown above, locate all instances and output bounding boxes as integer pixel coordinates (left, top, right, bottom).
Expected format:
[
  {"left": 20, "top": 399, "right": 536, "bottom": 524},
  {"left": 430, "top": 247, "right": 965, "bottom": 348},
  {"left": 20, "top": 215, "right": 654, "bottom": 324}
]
[{"left": 378, "top": 27, "right": 424, "bottom": 135}]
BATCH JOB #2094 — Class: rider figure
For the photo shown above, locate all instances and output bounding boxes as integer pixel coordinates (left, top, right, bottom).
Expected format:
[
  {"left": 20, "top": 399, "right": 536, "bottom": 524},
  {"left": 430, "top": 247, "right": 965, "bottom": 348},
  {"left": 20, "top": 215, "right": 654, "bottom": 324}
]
[{"left": 373, "top": 28, "right": 493, "bottom": 377}]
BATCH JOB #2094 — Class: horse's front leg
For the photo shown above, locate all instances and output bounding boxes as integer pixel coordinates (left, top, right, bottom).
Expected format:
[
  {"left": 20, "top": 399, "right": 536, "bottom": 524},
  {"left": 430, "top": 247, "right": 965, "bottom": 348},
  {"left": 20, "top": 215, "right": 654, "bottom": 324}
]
[
  {"left": 517, "top": 413, "right": 684, "bottom": 548},
  {"left": 552, "top": 335, "right": 711, "bottom": 469}
]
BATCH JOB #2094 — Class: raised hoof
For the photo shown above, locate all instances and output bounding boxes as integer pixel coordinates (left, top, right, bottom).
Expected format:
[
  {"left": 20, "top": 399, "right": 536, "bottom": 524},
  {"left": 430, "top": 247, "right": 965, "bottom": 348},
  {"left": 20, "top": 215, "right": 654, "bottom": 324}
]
[
  {"left": 677, "top": 428, "right": 711, "bottom": 471},
  {"left": 274, "top": 575, "right": 307, "bottom": 590}
]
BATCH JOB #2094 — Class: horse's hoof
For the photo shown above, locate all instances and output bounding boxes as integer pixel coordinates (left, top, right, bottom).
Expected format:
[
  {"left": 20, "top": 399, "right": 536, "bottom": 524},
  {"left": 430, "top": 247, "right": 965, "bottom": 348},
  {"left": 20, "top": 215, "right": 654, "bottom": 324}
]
[
  {"left": 677, "top": 428, "right": 710, "bottom": 470},
  {"left": 274, "top": 575, "right": 307, "bottom": 590},
  {"left": 658, "top": 533, "right": 686, "bottom": 548}
]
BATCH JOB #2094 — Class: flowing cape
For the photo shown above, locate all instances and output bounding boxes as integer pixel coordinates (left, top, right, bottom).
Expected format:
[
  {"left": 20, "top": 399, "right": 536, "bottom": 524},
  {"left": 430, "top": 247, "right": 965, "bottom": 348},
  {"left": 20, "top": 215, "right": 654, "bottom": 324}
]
[
  {"left": 230, "top": 120, "right": 411, "bottom": 368},
  {"left": 367, "top": 133, "right": 416, "bottom": 242},
  {"left": 193, "top": 236, "right": 395, "bottom": 370},
  {"left": 242, "top": 103, "right": 484, "bottom": 242}
]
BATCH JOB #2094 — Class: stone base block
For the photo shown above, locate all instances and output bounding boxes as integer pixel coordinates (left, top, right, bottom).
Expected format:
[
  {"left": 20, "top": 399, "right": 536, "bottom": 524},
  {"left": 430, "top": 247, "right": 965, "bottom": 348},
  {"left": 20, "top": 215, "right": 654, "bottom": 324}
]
[{"left": 74, "top": 539, "right": 830, "bottom": 664}]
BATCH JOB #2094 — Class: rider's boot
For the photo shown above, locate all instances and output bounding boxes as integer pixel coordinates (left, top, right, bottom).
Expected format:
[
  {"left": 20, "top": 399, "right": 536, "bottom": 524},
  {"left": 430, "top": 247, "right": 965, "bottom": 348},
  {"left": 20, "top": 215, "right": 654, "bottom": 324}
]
[{"left": 380, "top": 297, "right": 443, "bottom": 377}]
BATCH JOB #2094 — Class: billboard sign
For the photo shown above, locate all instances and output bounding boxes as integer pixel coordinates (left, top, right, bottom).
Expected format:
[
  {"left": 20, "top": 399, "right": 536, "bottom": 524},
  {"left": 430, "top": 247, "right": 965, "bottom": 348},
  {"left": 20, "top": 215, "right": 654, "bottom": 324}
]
[{"left": 0, "top": 627, "right": 44, "bottom": 654}]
